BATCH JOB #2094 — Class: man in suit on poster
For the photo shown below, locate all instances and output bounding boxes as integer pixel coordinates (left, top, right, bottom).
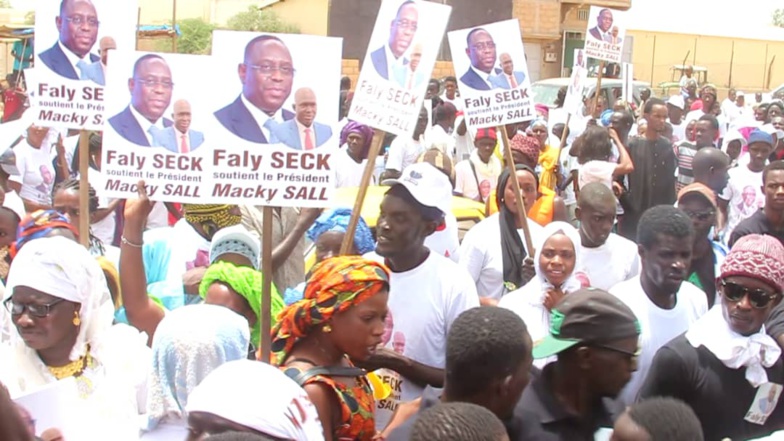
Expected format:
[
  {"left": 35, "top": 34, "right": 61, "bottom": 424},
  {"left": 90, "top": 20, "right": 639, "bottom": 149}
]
[
  {"left": 490, "top": 53, "right": 526, "bottom": 90},
  {"left": 214, "top": 35, "right": 295, "bottom": 144},
  {"left": 39, "top": 0, "right": 101, "bottom": 80},
  {"left": 108, "top": 54, "right": 174, "bottom": 146},
  {"left": 370, "top": 0, "right": 419, "bottom": 81},
  {"left": 460, "top": 28, "right": 499, "bottom": 91},
  {"left": 153, "top": 99, "right": 205, "bottom": 153},
  {"left": 274, "top": 88, "right": 332, "bottom": 150},
  {"left": 588, "top": 8, "right": 614, "bottom": 42}
]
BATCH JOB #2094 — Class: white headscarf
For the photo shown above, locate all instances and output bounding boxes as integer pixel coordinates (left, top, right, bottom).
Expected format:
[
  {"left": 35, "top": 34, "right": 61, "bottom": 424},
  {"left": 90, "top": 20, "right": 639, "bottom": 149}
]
[
  {"left": 186, "top": 360, "right": 325, "bottom": 441},
  {"left": 6, "top": 236, "right": 114, "bottom": 362},
  {"left": 143, "top": 304, "right": 251, "bottom": 431},
  {"left": 532, "top": 221, "right": 585, "bottom": 295}
]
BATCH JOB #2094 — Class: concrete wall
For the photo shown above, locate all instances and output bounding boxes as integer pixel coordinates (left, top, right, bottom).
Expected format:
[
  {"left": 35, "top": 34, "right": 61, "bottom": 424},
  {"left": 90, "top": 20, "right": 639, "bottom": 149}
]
[{"left": 629, "top": 30, "right": 784, "bottom": 95}]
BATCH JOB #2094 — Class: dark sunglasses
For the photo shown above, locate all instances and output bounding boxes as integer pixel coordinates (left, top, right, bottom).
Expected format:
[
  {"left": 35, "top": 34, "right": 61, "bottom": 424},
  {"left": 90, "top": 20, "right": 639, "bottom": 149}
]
[
  {"left": 721, "top": 280, "right": 779, "bottom": 309},
  {"left": 3, "top": 297, "right": 65, "bottom": 318},
  {"left": 681, "top": 209, "right": 715, "bottom": 222}
]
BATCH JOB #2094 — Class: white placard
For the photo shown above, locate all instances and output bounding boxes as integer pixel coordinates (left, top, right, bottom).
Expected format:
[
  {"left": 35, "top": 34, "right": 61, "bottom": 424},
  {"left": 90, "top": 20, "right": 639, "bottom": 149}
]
[
  {"left": 584, "top": 6, "right": 626, "bottom": 64},
  {"left": 447, "top": 19, "right": 535, "bottom": 130}
]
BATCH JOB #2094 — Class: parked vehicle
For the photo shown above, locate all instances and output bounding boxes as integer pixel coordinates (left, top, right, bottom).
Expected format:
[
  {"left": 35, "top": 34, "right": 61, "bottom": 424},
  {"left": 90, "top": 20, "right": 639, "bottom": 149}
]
[{"left": 531, "top": 77, "right": 652, "bottom": 109}]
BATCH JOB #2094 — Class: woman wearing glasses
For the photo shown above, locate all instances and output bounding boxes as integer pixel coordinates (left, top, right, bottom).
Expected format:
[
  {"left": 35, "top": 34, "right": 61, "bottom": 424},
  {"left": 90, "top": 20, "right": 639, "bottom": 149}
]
[
  {"left": 639, "top": 234, "right": 784, "bottom": 441},
  {"left": 676, "top": 183, "right": 729, "bottom": 309},
  {"left": 3, "top": 236, "right": 150, "bottom": 440}
]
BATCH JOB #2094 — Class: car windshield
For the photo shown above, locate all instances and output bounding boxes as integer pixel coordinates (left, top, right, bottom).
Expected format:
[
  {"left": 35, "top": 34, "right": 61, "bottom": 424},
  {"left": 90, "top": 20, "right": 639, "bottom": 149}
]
[{"left": 531, "top": 83, "right": 564, "bottom": 108}]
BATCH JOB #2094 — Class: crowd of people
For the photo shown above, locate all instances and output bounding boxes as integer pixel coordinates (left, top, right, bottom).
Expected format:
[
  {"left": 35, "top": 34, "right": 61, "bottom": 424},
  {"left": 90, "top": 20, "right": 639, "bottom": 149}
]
[{"left": 4, "top": 42, "right": 784, "bottom": 441}]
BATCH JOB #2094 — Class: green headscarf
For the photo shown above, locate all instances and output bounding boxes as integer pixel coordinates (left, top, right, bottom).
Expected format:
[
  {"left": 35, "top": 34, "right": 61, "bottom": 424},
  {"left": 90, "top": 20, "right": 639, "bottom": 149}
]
[{"left": 198, "top": 261, "right": 284, "bottom": 347}]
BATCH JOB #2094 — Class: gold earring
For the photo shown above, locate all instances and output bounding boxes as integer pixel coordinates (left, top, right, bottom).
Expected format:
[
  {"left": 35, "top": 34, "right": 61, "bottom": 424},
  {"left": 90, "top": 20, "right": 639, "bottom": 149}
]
[
  {"left": 72, "top": 311, "right": 81, "bottom": 327},
  {"left": 323, "top": 324, "right": 332, "bottom": 333}
]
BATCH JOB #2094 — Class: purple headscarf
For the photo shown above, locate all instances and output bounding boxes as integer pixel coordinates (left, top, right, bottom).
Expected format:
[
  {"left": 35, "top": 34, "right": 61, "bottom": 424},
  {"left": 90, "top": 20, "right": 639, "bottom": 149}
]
[{"left": 340, "top": 122, "right": 375, "bottom": 159}]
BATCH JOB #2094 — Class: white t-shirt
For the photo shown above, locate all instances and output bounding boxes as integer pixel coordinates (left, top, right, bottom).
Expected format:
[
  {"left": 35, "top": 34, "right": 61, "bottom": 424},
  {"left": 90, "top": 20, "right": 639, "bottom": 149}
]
[
  {"left": 425, "top": 124, "right": 456, "bottom": 158},
  {"left": 424, "top": 213, "right": 459, "bottom": 262},
  {"left": 458, "top": 213, "right": 544, "bottom": 300},
  {"left": 454, "top": 158, "right": 500, "bottom": 202},
  {"left": 365, "top": 251, "right": 480, "bottom": 429},
  {"left": 331, "top": 148, "right": 375, "bottom": 188},
  {"left": 11, "top": 142, "right": 55, "bottom": 206},
  {"left": 498, "top": 281, "right": 554, "bottom": 369},
  {"left": 88, "top": 167, "right": 117, "bottom": 245},
  {"left": 578, "top": 160, "right": 616, "bottom": 190},
  {"left": 146, "top": 202, "right": 170, "bottom": 230},
  {"left": 610, "top": 276, "right": 708, "bottom": 405},
  {"left": 453, "top": 115, "right": 475, "bottom": 162},
  {"left": 386, "top": 136, "right": 424, "bottom": 173},
  {"left": 579, "top": 233, "right": 640, "bottom": 290},
  {"left": 2, "top": 189, "right": 25, "bottom": 219},
  {"left": 719, "top": 165, "right": 765, "bottom": 240},
  {"left": 669, "top": 120, "right": 686, "bottom": 144}
]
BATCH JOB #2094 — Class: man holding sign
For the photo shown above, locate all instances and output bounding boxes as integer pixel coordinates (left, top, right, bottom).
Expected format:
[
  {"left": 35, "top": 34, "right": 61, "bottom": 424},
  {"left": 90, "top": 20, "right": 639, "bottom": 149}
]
[
  {"left": 214, "top": 35, "right": 296, "bottom": 143},
  {"left": 39, "top": 0, "right": 100, "bottom": 81}
]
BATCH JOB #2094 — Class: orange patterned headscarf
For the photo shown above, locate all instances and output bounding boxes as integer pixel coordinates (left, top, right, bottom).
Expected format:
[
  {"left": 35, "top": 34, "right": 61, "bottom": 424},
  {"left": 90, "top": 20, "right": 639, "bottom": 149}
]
[{"left": 270, "top": 256, "right": 390, "bottom": 364}]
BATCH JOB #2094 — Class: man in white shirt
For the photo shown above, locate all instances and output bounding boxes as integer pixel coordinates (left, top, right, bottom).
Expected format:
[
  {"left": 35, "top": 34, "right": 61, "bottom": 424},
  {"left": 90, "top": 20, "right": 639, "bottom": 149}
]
[
  {"left": 426, "top": 102, "right": 456, "bottom": 158},
  {"left": 576, "top": 183, "right": 639, "bottom": 290},
  {"left": 720, "top": 88, "right": 737, "bottom": 117},
  {"left": 610, "top": 206, "right": 708, "bottom": 406},
  {"left": 382, "top": 107, "right": 429, "bottom": 180},
  {"left": 440, "top": 76, "right": 460, "bottom": 109},
  {"left": 454, "top": 127, "right": 501, "bottom": 203},
  {"left": 152, "top": 99, "right": 205, "bottom": 154},
  {"left": 667, "top": 95, "right": 686, "bottom": 143},
  {"left": 364, "top": 163, "right": 479, "bottom": 429},
  {"left": 679, "top": 66, "right": 694, "bottom": 90},
  {"left": 108, "top": 54, "right": 174, "bottom": 146}
]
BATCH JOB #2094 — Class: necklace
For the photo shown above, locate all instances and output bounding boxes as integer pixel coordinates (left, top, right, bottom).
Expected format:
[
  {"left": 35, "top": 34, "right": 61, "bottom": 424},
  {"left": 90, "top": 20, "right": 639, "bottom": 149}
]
[{"left": 47, "top": 345, "right": 94, "bottom": 380}]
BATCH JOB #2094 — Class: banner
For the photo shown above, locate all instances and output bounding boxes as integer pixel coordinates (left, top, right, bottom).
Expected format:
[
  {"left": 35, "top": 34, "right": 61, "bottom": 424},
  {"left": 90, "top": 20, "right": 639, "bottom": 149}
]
[
  {"left": 349, "top": 0, "right": 451, "bottom": 136},
  {"left": 622, "top": 62, "right": 634, "bottom": 103},
  {"left": 447, "top": 19, "right": 535, "bottom": 131},
  {"left": 100, "top": 32, "right": 342, "bottom": 207},
  {"left": 583, "top": 6, "right": 626, "bottom": 64},
  {"left": 29, "top": 0, "right": 137, "bottom": 130},
  {"left": 564, "top": 49, "right": 588, "bottom": 116}
]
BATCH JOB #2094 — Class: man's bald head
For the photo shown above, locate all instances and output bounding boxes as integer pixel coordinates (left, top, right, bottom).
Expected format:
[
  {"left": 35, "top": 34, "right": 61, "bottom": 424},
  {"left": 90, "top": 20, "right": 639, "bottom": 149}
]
[
  {"left": 692, "top": 147, "right": 730, "bottom": 193},
  {"left": 99, "top": 36, "right": 116, "bottom": 65},
  {"left": 500, "top": 52, "right": 514, "bottom": 75},
  {"left": 293, "top": 87, "right": 318, "bottom": 127},
  {"left": 576, "top": 183, "right": 617, "bottom": 248},
  {"left": 172, "top": 99, "right": 192, "bottom": 133}
]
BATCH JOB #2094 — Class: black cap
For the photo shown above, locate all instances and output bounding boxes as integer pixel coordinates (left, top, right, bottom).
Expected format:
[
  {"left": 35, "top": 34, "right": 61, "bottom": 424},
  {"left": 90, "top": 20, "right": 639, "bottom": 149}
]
[{"left": 533, "top": 288, "right": 640, "bottom": 359}]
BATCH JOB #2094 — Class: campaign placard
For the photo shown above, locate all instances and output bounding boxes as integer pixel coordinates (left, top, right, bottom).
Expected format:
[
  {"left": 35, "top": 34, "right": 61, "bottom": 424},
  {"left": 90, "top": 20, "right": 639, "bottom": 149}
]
[
  {"left": 447, "top": 19, "right": 535, "bottom": 131},
  {"left": 100, "top": 32, "right": 342, "bottom": 207},
  {"left": 622, "top": 62, "right": 634, "bottom": 103},
  {"left": 29, "top": 0, "right": 137, "bottom": 130},
  {"left": 564, "top": 49, "right": 588, "bottom": 116},
  {"left": 349, "top": 0, "right": 451, "bottom": 136},
  {"left": 584, "top": 6, "right": 626, "bottom": 64}
]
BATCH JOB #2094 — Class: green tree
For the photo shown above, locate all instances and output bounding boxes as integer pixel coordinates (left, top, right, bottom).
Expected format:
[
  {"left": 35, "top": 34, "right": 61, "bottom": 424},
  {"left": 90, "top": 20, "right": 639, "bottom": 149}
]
[
  {"left": 224, "top": 6, "right": 300, "bottom": 34},
  {"left": 774, "top": 9, "right": 784, "bottom": 27},
  {"left": 153, "top": 18, "right": 216, "bottom": 54},
  {"left": 0, "top": 0, "right": 11, "bottom": 8}
]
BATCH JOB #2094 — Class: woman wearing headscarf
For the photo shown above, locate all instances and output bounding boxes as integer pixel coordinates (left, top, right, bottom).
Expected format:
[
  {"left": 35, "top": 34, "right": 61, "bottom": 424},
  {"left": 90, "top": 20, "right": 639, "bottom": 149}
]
[
  {"left": 459, "top": 165, "right": 545, "bottom": 304},
  {"left": 3, "top": 236, "right": 150, "bottom": 440},
  {"left": 185, "top": 360, "right": 325, "bottom": 441},
  {"left": 722, "top": 129, "right": 746, "bottom": 167},
  {"left": 271, "top": 256, "right": 390, "bottom": 441},
  {"left": 140, "top": 304, "right": 250, "bottom": 440},
  {"left": 499, "top": 221, "right": 588, "bottom": 368},
  {"left": 485, "top": 134, "right": 568, "bottom": 225},
  {"left": 333, "top": 122, "right": 376, "bottom": 188},
  {"left": 531, "top": 119, "right": 560, "bottom": 191},
  {"left": 284, "top": 208, "right": 375, "bottom": 305},
  {"left": 199, "top": 260, "right": 284, "bottom": 349}
]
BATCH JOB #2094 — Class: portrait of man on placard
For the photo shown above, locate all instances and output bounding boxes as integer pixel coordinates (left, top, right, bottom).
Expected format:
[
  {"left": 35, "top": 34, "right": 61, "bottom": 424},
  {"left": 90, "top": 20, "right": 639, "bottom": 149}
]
[
  {"left": 81, "top": 36, "right": 115, "bottom": 85},
  {"left": 108, "top": 54, "right": 174, "bottom": 147},
  {"left": 490, "top": 53, "right": 525, "bottom": 90},
  {"left": 152, "top": 99, "right": 205, "bottom": 154},
  {"left": 371, "top": 0, "right": 419, "bottom": 81},
  {"left": 459, "top": 27, "right": 499, "bottom": 91},
  {"left": 392, "top": 43, "right": 426, "bottom": 90},
  {"left": 39, "top": 0, "right": 101, "bottom": 81},
  {"left": 273, "top": 87, "right": 332, "bottom": 150},
  {"left": 588, "top": 8, "right": 614, "bottom": 42},
  {"left": 214, "top": 35, "right": 296, "bottom": 144}
]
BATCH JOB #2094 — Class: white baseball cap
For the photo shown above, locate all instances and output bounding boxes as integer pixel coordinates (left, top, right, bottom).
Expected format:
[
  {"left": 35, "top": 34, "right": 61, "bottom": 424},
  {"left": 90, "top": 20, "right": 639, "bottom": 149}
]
[
  {"left": 667, "top": 95, "right": 685, "bottom": 110},
  {"left": 209, "top": 225, "right": 261, "bottom": 270},
  {"left": 737, "top": 91, "right": 746, "bottom": 97},
  {"left": 387, "top": 162, "right": 452, "bottom": 217}
]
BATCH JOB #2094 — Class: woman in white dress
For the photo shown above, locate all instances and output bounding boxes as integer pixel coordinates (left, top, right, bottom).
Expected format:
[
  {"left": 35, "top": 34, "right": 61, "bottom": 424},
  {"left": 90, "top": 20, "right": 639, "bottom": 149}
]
[
  {"left": 499, "top": 221, "right": 588, "bottom": 368},
  {"left": 3, "top": 236, "right": 150, "bottom": 440}
]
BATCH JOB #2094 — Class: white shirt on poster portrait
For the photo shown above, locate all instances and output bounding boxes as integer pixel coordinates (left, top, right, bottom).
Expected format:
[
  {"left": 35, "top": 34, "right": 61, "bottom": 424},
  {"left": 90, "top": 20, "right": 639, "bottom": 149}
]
[
  {"left": 57, "top": 40, "right": 93, "bottom": 78},
  {"left": 174, "top": 127, "right": 191, "bottom": 153},
  {"left": 384, "top": 44, "right": 407, "bottom": 82},
  {"left": 240, "top": 94, "right": 284, "bottom": 142},
  {"left": 470, "top": 65, "right": 494, "bottom": 89},
  {"left": 130, "top": 105, "right": 166, "bottom": 145}
]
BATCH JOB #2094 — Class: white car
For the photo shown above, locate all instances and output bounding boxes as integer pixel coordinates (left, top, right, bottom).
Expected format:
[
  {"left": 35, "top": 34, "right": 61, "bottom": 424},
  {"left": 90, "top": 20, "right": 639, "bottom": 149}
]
[{"left": 531, "top": 77, "right": 652, "bottom": 109}]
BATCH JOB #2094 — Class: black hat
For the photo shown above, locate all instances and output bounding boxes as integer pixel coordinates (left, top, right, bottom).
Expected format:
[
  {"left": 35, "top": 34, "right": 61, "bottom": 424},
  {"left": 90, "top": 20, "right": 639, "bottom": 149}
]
[{"left": 533, "top": 288, "right": 640, "bottom": 359}]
